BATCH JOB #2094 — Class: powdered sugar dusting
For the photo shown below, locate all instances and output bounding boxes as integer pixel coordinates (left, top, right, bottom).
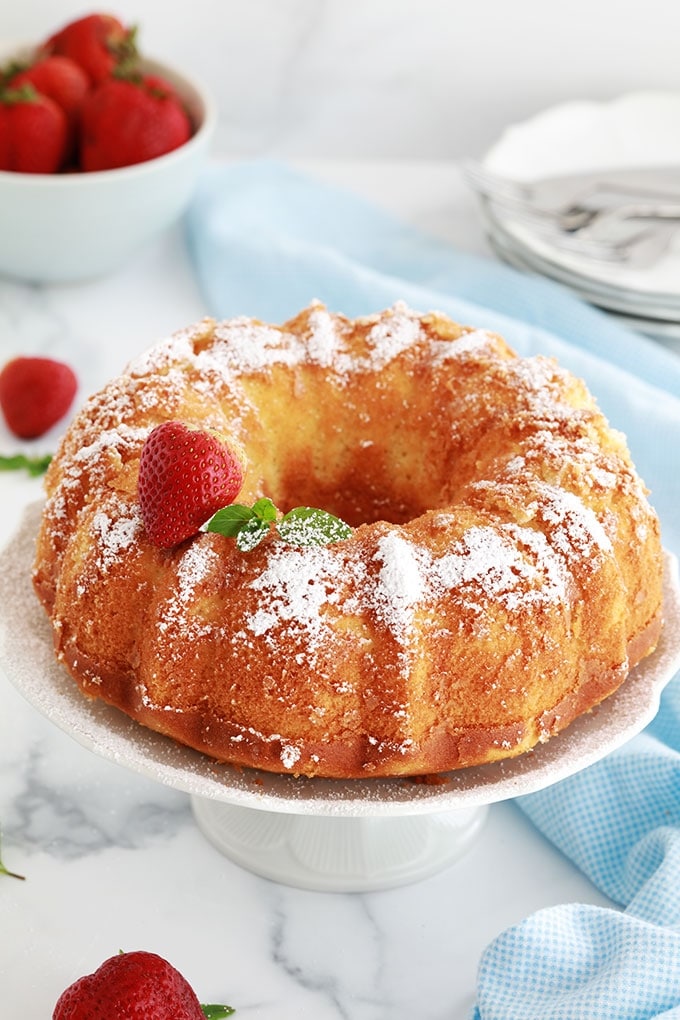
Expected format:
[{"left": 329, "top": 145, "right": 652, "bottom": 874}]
[
  {"left": 504, "top": 355, "right": 588, "bottom": 425},
  {"left": 429, "top": 328, "right": 496, "bottom": 364},
  {"left": 206, "top": 319, "right": 300, "bottom": 373},
  {"left": 241, "top": 517, "right": 573, "bottom": 667},
  {"left": 158, "top": 542, "right": 220, "bottom": 637},
  {"left": 281, "top": 744, "right": 302, "bottom": 769},
  {"left": 126, "top": 327, "right": 196, "bottom": 377},
  {"left": 245, "top": 545, "right": 354, "bottom": 648},
  {"left": 304, "top": 306, "right": 343, "bottom": 367},
  {"left": 91, "top": 499, "right": 143, "bottom": 574},
  {"left": 372, "top": 532, "right": 427, "bottom": 633},
  {"left": 177, "top": 542, "right": 218, "bottom": 603},
  {"left": 365, "top": 303, "right": 422, "bottom": 367},
  {"left": 434, "top": 525, "right": 567, "bottom": 613},
  {"left": 72, "top": 424, "right": 148, "bottom": 471},
  {"left": 534, "top": 483, "right": 613, "bottom": 561},
  {"left": 122, "top": 304, "right": 442, "bottom": 399}
]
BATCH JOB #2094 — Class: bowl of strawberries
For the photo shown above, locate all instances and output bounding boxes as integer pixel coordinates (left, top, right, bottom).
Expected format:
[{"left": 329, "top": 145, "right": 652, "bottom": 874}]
[{"left": 0, "top": 13, "right": 217, "bottom": 283}]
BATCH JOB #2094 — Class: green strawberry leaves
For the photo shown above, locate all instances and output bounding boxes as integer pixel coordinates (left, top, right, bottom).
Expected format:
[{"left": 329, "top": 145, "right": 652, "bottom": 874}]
[
  {"left": 0, "top": 452, "right": 52, "bottom": 476},
  {"left": 207, "top": 497, "right": 351, "bottom": 552},
  {"left": 201, "top": 1005, "right": 235, "bottom": 1018}
]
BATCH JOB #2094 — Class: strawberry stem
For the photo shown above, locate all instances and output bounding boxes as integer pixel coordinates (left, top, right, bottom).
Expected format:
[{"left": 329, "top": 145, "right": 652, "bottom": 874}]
[
  {"left": 0, "top": 82, "right": 40, "bottom": 104},
  {"left": 201, "top": 1006, "right": 235, "bottom": 1018},
  {"left": 109, "top": 23, "right": 140, "bottom": 78},
  {"left": 0, "top": 861, "right": 25, "bottom": 881},
  {"left": 0, "top": 833, "right": 25, "bottom": 881}
]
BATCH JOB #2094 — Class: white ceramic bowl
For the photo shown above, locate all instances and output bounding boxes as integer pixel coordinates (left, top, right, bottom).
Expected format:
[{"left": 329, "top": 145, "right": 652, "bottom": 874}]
[{"left": 0, "top": 52, "right": 217, "bottom": 283}]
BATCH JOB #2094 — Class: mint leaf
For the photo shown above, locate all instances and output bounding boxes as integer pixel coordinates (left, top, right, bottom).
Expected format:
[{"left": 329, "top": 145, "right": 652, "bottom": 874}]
[
  {"left": 207, "top": 497, "right": 351, "bottom": 552},
  {"left": 207, "top": 504, "right": 256, "bottom": 537},
  {"left": 251, "top": 496, "right": 277, "bottom": 522},
  {"left": 279, "top": 507, "right": 352, "bottom": 547},
  {"left": 0, "top": 453, "right": 52, "bottom": 477},
  {"left": 201, "top": 1005, "right": 235, "bottom": 1018},
  {"left": 207, "top": 502, "right": 273, "bottom": 549},
  {"left": 236, "top": 517, "right": 271, "bottom": 552}
]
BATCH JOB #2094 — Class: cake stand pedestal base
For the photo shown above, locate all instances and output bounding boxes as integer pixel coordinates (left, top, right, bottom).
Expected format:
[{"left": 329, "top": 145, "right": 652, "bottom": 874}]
[{"left": 191, "top": 797, "right": 488, "bottom": 892}]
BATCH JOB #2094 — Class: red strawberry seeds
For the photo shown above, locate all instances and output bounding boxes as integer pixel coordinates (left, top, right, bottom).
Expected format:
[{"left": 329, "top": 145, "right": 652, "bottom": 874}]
[
  {"left": 138, "top": 421, "right": 245, "bottom": 547},
  {"left": 52, "top": 950, "right": 206, "bottom": 1019},
  {"left": 0, "top": 356, "right": 77, "bottom": 438}
]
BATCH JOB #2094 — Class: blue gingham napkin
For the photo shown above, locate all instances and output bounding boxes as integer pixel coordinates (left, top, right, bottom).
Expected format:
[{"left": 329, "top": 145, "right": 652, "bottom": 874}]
[{"left": 185, "top": 160, "right": 680, "bottom": 1018}]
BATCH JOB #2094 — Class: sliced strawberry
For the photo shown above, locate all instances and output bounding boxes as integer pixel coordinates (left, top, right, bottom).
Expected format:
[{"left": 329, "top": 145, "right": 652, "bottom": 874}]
[
  {"left": 0, "top": 356, "right": 77, "bottom": 438},
  {"left": 137, "top": 421, "right": 246, "bottom": 547}
]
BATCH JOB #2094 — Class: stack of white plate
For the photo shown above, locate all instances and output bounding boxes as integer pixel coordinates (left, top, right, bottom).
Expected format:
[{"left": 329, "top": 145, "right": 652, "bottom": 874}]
[{"left": 478, "top": 92, "right": 680, "bottom": 348}]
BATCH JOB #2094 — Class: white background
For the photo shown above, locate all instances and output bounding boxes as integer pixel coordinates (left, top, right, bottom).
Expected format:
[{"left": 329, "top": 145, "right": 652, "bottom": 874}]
[{"left": 4, "top": 0, "right": 680, "bottom": 161}]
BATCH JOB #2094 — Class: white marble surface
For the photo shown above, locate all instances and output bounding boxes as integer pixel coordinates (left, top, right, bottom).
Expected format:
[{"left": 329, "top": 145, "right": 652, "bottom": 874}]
[
  {"left": 5, "top": 1, "right": 680, "bottom": 161},
  {"left": 0, "top": 159, "right": 667, "bottom": 1018}
]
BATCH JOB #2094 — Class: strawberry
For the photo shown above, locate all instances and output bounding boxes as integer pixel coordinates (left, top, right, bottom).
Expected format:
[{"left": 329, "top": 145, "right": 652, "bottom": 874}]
[
  {"left": 0, "top": 356, "right": 77, "bottom": 439},
  {"left": 44, "top": 13, "right": 137, "bottom": 86},
  {"left": 79, "top": 73, "right": 193, "bottom": 171},
  {"left": 138, "top": 421, "right": 246, "bottom": 547},
  {"left": 8, "top": 55, "right": 90, "bottom": 150},
  {"left": 0, "top": 85, "right": 68, "bottom": 173},
  {"left": 52, "top": 949, "right": 233, "bottom": 1019}
]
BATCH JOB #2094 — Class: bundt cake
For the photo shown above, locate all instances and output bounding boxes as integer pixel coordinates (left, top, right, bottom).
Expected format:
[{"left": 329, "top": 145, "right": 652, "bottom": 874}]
[{"left": 32, "top": 302, "right": 664, "bottom": 778}]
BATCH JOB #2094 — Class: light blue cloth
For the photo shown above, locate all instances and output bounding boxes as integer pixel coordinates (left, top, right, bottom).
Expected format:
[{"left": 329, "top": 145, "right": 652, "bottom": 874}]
[{"left": 185, "top": 160, "right": 680, "bottom": 1018}]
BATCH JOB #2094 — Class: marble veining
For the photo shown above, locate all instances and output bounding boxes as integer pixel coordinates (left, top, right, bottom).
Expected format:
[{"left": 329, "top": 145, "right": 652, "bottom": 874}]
[
  {"left": 270, "top": 891, "right": 387, "bottom": 1019},
  {"left": 7, "top": 749, "right": 192, "bottom": 861}
]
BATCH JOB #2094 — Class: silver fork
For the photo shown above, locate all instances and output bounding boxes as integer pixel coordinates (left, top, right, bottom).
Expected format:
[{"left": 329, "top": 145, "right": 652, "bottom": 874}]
[
  {"left": 462, "top": 160, "right": 680, "bottom": 231},
  {"left": 463, "top": 161, "right": 599, "bottom": 232},
  {"left": 462, "top": 161, "right": 680, "bottom": 264}
]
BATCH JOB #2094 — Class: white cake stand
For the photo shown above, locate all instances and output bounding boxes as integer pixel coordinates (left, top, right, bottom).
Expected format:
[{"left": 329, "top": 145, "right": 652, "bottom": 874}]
[{"left": 2, "top": 504, "right": 680, "bottom": 892}]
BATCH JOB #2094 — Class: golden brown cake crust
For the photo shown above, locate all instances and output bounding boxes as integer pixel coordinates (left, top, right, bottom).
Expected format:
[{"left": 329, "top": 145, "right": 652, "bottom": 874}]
[{"left": 32, "top": 303, "right": 664, "bottom": 778}]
